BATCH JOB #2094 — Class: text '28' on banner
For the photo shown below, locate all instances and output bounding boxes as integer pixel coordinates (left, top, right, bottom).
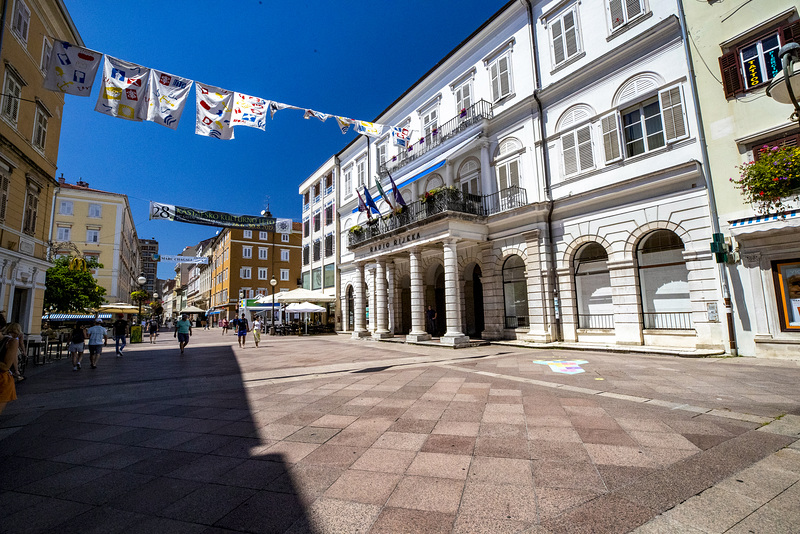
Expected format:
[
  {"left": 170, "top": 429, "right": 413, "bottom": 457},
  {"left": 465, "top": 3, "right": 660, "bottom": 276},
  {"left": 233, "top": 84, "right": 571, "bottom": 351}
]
[{"left": 150, "top": 201, "right": 292, "bottom": 232}]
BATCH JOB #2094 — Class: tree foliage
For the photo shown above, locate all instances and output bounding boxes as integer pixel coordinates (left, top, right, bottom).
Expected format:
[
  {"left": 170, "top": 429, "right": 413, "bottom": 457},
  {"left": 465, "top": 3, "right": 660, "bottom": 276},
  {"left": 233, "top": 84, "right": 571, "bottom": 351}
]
[
  {"left": 130, "top": 289, "right": 149, "bottom": 304},
  {"left": 44, "top": 256, "right": 106, "bottom": 312}
]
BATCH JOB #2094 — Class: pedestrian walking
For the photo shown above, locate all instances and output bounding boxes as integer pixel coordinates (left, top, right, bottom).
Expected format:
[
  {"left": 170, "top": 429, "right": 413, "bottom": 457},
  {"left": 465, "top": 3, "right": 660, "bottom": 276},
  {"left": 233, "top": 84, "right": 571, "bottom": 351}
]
[
  {"left": 113, "top": 313, "right": 128, "bottom": 357},
  {"left": 201, "top": 315, "right": 208, "bottom": 330},
  {"left": 148, "top": 317, "right": 159, "bottom": 343},
  {"left": 0, "top": 323, "right": 22, "bottom": 415},
  {"left": 237, "top": 313, "right": 249, "bottom": 348},
  {"left": 252, "top": 316, "right": 262, "bottom": 347},
  {"left": 222, "top": 319, "right": 228, "bottom": 335},
  {"left": 426, "top": 305, "right": 437, "bottom": 336},
  {"left": 68, "top": 322, "right": 87, "bottom": 371},
  {"left": 87, "top": 319, "right": 108, "bottom": 369},
  {"left": 174, "top": 313, "right": 192, "bottom": 354}
]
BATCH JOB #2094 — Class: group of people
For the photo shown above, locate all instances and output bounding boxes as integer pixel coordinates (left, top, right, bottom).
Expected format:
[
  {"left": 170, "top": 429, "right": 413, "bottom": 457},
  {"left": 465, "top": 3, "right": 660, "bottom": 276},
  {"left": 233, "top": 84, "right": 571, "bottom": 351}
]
[
  {"left": 219, "top": 315, "right": 263, "bottom": 347},
  {"left": 0, "top": 321, "right": 26, "bottom": 415}
]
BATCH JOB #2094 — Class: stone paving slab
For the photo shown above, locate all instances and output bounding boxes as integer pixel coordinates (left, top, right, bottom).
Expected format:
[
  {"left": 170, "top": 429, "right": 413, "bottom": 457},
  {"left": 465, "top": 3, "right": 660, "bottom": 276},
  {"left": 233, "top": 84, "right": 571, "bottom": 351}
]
[{"left": 1, "top": 329, "right": 799, "bottom": 533}]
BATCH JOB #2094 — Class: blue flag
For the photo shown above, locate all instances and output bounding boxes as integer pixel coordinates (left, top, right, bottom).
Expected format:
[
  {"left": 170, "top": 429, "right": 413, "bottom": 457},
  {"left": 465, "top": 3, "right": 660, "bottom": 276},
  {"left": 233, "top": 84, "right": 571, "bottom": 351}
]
[
  {"left": 389, "top": 174, "right": 407, "bottom": 207},
  {"left": 363, "top": 186, "right": 381, "bottom": 215}
]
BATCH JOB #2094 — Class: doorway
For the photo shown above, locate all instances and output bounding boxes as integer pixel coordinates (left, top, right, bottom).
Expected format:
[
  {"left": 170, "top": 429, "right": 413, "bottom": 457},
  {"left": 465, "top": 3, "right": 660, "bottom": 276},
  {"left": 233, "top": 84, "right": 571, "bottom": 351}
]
[{"left": 464, "top": 265, "right": 484, "bottom": 338}]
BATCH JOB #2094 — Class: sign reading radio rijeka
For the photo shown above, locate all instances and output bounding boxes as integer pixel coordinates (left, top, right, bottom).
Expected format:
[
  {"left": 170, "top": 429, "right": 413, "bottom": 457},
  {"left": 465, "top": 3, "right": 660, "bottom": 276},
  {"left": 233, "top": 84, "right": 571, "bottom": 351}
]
[{"left": 150, "top": 202, "right": 292, "bottom": 232}]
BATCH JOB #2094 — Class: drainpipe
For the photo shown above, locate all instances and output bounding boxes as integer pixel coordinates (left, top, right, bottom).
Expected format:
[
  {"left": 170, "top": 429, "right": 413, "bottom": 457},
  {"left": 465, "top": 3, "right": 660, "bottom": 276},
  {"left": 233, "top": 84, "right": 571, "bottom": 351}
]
[
  {"left": 677, "top": 0, "right": 737, "bottom": 355},
  {"left": 523, "top": 0, "right": 561, "bottom": 342},
  {"left": 0, "top": 1, "right": 8, "bottom": 60},
  {"left": 47, "top": 173, "right": 62, "bottom": 262}
]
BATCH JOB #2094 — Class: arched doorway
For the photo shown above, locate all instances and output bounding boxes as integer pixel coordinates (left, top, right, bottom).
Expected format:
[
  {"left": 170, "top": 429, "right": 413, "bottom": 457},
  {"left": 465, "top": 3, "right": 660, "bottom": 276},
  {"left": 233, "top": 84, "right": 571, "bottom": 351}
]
[
  {"left": 346, "top": 286, "right": 354, "bottom": 331},
  {"left": 399, "top": 274, "right": 411, "bottom": 334},
  {"left": 637, "top": 230, "right": 692, "bottom": 330},
  {"left": 573, "top": 243, "right": 613, "bottom": 329},
  {"left": 464, "top": 264, "right": 484, "bottom": 338}
]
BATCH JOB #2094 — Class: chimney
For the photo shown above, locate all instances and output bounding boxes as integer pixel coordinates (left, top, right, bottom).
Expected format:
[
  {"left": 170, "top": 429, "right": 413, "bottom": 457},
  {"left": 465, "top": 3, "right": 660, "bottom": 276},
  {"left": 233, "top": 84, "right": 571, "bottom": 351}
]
[
  {"left": 76, "top": 179, "right": 89, "bottom": 188},
  {"left": 58, "top": 173, "right": 65, "bottom": 185}
]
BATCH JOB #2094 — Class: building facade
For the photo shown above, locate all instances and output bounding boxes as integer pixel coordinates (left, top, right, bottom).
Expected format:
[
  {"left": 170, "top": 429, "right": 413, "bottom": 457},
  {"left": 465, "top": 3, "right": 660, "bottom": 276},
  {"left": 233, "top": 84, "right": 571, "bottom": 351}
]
[
  {"left": 299, "top": 157, "right": 338, "bottom": 325},
  {"left": 138, "top": 238, "right": 158, "bottom": 295},
  {"left": 0, "top": 0, "right": 82, "bottom": 333},
  {"left": 318, "top": 0, "right": 727, "bottom": 351},
  {"left": 51, "top": 178, "right": 140, "bottom": 304},
  {"left": 683, "top": 0, "right": 800, "bottom": 358}
]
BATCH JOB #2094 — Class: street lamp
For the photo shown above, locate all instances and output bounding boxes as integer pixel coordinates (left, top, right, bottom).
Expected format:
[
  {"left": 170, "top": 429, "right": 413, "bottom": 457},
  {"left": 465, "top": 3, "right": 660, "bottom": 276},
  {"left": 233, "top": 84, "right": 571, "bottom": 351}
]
[
  {"left": 136, "top": 273, "right": 146, "bottom": 322},
  {"left": 270, "top": 275, "right": 278, "bottom": 335},
  {"left": 153, "top": 292, "right": 159, "bottom": 323},
  {"left": 767, "top": 43, "right": 800, "bottom": 127}
]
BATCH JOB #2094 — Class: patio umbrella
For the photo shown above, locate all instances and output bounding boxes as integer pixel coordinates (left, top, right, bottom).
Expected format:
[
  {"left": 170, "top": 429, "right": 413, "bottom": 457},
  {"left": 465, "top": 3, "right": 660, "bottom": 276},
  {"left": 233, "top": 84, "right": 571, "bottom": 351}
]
[
  {"left": 273, "top": 288, "right": 335, "bottom": 304},
  {"left": 179, "top": 305, "right": 205, "bottom": 314},
  {"left": 97, "top": 302, "right": 139, "bottom": 314}
]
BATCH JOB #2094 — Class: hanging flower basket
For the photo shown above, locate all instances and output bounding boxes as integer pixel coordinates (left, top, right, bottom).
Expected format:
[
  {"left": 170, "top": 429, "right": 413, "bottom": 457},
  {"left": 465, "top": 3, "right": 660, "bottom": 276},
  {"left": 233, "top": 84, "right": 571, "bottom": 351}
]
[{"left": 732, "top": 145, "right": 800, "bottom": 215}]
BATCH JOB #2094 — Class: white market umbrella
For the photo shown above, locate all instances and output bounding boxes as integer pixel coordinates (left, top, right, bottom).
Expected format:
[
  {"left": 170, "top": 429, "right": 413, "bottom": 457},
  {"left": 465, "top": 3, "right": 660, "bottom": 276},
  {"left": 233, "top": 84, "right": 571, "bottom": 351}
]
[
  {"left": 292, "top": 302, "right": 325, "bottom": 313},
  {"left": 179, "top": 305, "right": 205, "bottom": 314},
  {"left": 274, "top": 288, "right": 335, "bottom": 304}
]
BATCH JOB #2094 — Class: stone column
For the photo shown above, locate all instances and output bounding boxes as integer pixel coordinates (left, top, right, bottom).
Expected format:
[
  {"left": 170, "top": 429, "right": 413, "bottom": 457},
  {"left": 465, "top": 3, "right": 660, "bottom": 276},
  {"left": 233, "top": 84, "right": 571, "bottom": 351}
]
[
  {"left": 387, "top": 260, "right": 396, "bottom": 334},
  {"left": 444, "top": 161, "right": 454, "bottom": 187},
  {"left": 441, "top": 239, "right": 469, "bottom": 347},
  {"left": 406, "top": 247, "right": 430, "bottom": 342},
  {"left": 479, "top": 242, "right": 503, "bottom": 340},
  {"left": 480, "top": 137, "right": 493, "bottom": 196},
  {"left": 351, "top": 263, "right": 370, "bottom": 338},
  {"left": 373, "top": 260, "right": 391, "bottom": 339},
  {"left": 522, "top": 230, "right": 552, "bottom": 342},
  {"left": 608, "top": 259, "right": 643, "bottom": 345}
]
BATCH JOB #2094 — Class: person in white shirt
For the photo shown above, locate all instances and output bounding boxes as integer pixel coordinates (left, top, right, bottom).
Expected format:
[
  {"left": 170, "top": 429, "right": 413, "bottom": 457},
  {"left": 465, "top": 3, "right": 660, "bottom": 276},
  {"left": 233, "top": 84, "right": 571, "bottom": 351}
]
[
  {"left": 252, "top": 317, "right": 262, "bottom": 347},
  {"left": 87, "top": 319, "right": 108, "bottom": 369}
]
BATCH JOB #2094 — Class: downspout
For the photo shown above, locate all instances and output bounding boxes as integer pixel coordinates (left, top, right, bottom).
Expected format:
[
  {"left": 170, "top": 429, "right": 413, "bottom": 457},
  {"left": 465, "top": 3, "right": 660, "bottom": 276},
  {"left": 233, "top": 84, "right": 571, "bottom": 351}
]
[
  {"left": 523, "top": 0, "right": 561, "bottom": 341},
  {"left": 677, "top": 0, "right": 737, "bottom": 355},
  {"left": 47, "top": 174, "right": 62, "bottom": 261}
]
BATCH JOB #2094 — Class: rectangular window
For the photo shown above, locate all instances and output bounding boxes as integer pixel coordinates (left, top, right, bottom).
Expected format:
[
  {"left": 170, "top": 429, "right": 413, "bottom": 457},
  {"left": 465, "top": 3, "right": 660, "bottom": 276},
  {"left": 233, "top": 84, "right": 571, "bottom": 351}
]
[
  {"left": 303, "top": 191, "right": 310, "bottom": 205},
  {"left": 59, "top": 200, "right": 73, "bottom": 215},
  {"left": 324, "top": 264, "right": 335, "bottom": 288},
  {"left": 344, "top": 168, "right": 352, "bottom": 197},
  {"left": 325, "top": 204, "right": 334, "bottom": 226},
  {"left": 86, "top": 229, "right": 99, "bottom": 243},
  {"left": 551, "top": 7, "right": 581, "bottom": 67},
  {"left": 325, "top": 173, "right": 333, "bottom": 189},
  {"left": 739, "top": 33, "right": 781, "bottom": 90},
  {"left": 608, "top": 0, "right": 644, "bottom": 31},
  {"left": 423, "top": 107, "right": 438, "bottom": 144},
  {"left": 33, "top": 107, "right": 48, "bottom": 151},
  {"left": 280, "top": 268, "right": 289, "bottom": 281},
  {"left": 773, "top": 259, "right": 800, "bottom": 331},
  {"left": 258, "top": 247, "right": 268, "bottom": 260},
  {"left": 258, "top": 267, "right": 268, "bottom": 280},
  {"left": 243, "top": 230, "right": 252, "bottom": 239},
  {"left": 40, "top": 38, "right": 52, "bottom": 72},
  {"left": 0, "top": 174, "right": 9, "bottom": 221},
  {"left": 281, "top": 233, "right": 290, "bottom": 242},
  {"left": 242, "top": 245, "right": 252, "bottom": 259},
  {"left": 88, "top": 203, "right": 102, "bottom": 218},
  {"left": 561, "top": 125, "right": 594, "bottom": 176},
  {"left": 313, "top": 239, "right": 321, "bottom": 262},
  {"left": 241, "top": 266, "right": 252, "bottom": 279},
  {"left": 281, "top": 249, "right": 290, "bottom": 261},
  {"left": 56, "top": 226, "right": 70, "bottom": 241},
  {"left": 301, "top": 271, "right": 310, "bottom": 289},
  {"left": 303, "top": 244, "right": 309, "bottom": 265},
  {"left": 259, "top": 231, "right": 269, "bottom": 240},
  {"left": 314, "top": 211, "right": 321, "bottom": 232},
  {"left": 489, "top": 54, "right": 512, "bottom": 102},
  {"left": 619, "top": 87, "right": 687, "bottom": 158},
  {"left": 455, "top": 81, "right": 472, "bottom": 115},
  {"left": 325, "top": 234, "right": 334, "bottom": 258},
  {"left": 11, "top": 0, "right": 30, "bottom": 43},
  {"left": 357, "top": 159, "right": 366, "bottom": 187},
  {"left": 497, "top": 159, "right": 520, "bottom": 190},
  {"left": 23, "top": 185, "right": 38, "bottom": 234},
  {"left": 376, "top": 142, "right": 387, "bottom": 171},
  {"left": 2, "top": 71, "right": 22, "bottom": 124},
  {"left": 303, "top": 218, "right": 309, "bottom": 237},
  {"left": 311, "top": 267, "right": 321, "bottom": 289}
]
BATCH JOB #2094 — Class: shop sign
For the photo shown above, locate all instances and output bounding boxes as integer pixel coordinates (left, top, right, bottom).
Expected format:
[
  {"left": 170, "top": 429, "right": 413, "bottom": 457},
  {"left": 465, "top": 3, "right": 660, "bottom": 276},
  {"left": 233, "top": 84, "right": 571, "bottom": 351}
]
[{"left": 368, "top": 231, "right": 421, "bottom": 253}]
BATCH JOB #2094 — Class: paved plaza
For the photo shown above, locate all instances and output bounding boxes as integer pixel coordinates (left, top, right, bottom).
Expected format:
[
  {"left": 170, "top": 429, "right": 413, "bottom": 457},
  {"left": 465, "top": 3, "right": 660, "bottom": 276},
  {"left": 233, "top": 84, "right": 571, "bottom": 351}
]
[{"left": 1, "top": 329, "right": 799, "bottom": 533}]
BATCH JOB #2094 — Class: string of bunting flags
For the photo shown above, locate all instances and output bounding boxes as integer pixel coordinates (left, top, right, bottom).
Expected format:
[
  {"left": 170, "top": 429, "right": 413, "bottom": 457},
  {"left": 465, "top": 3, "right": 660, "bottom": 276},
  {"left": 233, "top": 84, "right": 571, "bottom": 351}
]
[{"left": 43, "top": 39, "right": 422, "bottom": 143}]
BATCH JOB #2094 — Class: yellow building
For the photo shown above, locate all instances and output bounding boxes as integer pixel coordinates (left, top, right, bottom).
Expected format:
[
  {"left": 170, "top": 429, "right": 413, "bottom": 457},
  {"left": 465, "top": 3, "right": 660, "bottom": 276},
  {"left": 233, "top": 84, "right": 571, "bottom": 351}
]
[
  {"left": 51, "top": 178, "right": 140, "bottom": 303},
  {"left": 0, "top": 0, "right": 82, "bottom": 333}
]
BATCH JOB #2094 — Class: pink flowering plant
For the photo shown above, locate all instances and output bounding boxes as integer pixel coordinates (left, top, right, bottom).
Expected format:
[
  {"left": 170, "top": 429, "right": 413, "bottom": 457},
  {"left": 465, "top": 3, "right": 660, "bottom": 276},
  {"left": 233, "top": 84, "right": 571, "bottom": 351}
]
[{"left": 732, "top": 145, "right": 800, "bottom": 214}]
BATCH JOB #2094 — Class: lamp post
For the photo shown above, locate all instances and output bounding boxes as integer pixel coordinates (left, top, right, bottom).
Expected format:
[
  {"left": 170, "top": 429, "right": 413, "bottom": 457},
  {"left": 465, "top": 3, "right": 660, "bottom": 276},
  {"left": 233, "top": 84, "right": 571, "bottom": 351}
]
[
  {"left": 136, "top": 273, "right": 147, "bottom": 323},
  {"left": 269, "top": 275, "right": 278, "bottom": 335},
  {"left": 767, "top": 42, "right": 800, "bottom": 128},
  {"left": 153, "top": 292, "right": 159, "bottom": 324}
]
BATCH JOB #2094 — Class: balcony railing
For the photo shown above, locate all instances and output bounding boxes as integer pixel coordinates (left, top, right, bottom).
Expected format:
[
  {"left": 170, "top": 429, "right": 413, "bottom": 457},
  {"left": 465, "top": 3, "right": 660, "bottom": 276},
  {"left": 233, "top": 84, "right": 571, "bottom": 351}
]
[
  {"left": 379, "top": 100, "right": 493, "bottom": 178},
  {"left": 348, "top": 186, "right": 527, "bottom": 248},
  {"left": 578, "top": 314, "right": 615, "bottom": 329},
  {"left": 643, "top": 312, "right": 693, "bottom": 330}
]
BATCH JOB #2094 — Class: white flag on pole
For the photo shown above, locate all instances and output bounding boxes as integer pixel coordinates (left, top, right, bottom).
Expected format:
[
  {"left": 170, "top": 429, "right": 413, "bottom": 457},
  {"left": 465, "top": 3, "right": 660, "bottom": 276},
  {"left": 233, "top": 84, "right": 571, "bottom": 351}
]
[
  {"left": 231, "top": 93, "right": 269, "bottom": 130},
  {"left": 354, "top": 120, "right": 386, "bottom": 138},
  {"left": 275, "top": 218, "right": 293, "bottom": 234},
  {"left": 43, "top": 40, "right": 102, "bottom": 97},
  {"left": 195, "top": 83, "right": 235, "bottom": 140},
  {"left": 141, "top": 70, "right": 193, "bottom": 130},
  {"left": 94, "top": 56, "right": 149, "bottom": 121}
]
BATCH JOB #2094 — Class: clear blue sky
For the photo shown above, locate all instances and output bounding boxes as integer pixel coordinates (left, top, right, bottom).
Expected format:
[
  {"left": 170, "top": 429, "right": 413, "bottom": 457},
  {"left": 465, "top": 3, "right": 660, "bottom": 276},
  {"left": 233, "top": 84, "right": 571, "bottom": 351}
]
[{"left": 57, "top": 0, "right": 508, "bottom": 280}]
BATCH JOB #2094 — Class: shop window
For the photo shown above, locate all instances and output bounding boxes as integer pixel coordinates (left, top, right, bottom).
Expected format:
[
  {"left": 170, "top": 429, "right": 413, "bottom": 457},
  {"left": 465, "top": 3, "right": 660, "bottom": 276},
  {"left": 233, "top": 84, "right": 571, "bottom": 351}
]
[
  {"left": 502, "top": 255, "right": 529, "bottom": 329},
  {"left": 312, "top": 268, "right": 321, "bottom": 289},
  {"left": 637, "top": 230, "right": 692, "bottom": 330},
  {"left": 301, "top": 271, "right": 310, "bottom": 289},
  {"left": 573, "top": 243, "right": 613, "bottom": 329},
  {"left": 324, "top": 264, "right": 335, "bottom": 288},
  {"left": 773, "top": 259, "right": 800, "bottom": 331}
]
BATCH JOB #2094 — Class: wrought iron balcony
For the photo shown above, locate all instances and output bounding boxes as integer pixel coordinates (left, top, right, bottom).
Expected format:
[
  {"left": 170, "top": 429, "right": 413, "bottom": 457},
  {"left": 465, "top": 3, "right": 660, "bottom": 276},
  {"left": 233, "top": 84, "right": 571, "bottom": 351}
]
[
  {"left": 348, "top": 186, "right": 527, "bottom": 248},
  {"left": 379, "top": 100, "right": 493, "bottom": 178}
]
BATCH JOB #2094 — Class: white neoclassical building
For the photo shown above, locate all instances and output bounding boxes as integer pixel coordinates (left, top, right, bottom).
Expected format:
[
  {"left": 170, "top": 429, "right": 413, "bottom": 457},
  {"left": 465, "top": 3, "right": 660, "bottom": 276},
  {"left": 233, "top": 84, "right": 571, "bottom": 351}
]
[{"left": 308, "top": 0, "right": 729, "bottom": 352}]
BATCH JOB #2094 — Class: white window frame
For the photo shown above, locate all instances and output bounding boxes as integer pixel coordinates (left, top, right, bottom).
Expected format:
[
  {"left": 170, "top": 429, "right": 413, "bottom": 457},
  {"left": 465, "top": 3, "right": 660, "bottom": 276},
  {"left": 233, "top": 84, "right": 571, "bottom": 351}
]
[
  {"left": 2, "top": 71, "right": 22, "bottom": 124},
  {"left": 259, "top": 231, "right": 269, "bottom": 240},
  {"left": 40, "top": 38, "right": 53, "bottom": 73},
  {"left": 550, "top": 6, "right": 582, "bottom": 67},
  {"left": 454, "top": 80, "right": 472, "bottom": 115},
  {"left": 561, "top": 124, "right": 595, "bottom": 177},
  {"left": 33, "top": 105, "right": 48, "bottom": 151},
  {"left": 607, "top": 0, "right": 645, "bottom": 32},
  {"left": 281, "top": 249, "right": 290, "bottom": 262},
  {"left": 56, "top": 226, "right": 70, "bottom": 241},
  {"left": 59, "top": 200, "right": 73, "bottom": 215},
  {"left": 280, "top": 268, "right": 290, "bottom": 281},
  {"left": 242, "top": 245, "right": 252, "bottom": 259},
  {"left": 344, "top": 166, "right": 353, "bottom": 197},
  {"left": 258, "top": 267, "right": 268, "bottom": 280},
  {"left": 281, "top": 233, "right": 290, "bottom": 242},
  {"left": 243, "top": 230, "right": 252, "bottom": 239},
  {"left": 86, "top": 228, "right": 100, "bottom": 244},
  {"left": 258, "top": 247, "right": 268, "bottom": 260},
  {"left": 357, "top": 158, "right": 366, "bottom": 187},
  {"left": 11, "top": 0, "right": 30, "bottom": 44},
  {"left": 422, "top": 106, "right": 438, "bottom": 144},
  {"left": 241, "top": 266, "right": 252, "bottom": 279},
  {"left": 88, "top": 203, "right": 102, "bottom": 218},
  {"left": 489, "top": 53, "right": 513, "bottom": 103},
  {"left": 376, "top": 141, "right": 388, "bottom": 171}
]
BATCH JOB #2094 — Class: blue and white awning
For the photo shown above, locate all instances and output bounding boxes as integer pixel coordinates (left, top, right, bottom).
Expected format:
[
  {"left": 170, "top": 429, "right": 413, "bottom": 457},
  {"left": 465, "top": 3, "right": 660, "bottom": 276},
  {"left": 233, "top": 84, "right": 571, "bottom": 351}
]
[
  {"left": 730, "top": 209, "right": 800, "bottom": 237},
  {"left": 43, "top": 313, "right": 112, "bottom": 320}
]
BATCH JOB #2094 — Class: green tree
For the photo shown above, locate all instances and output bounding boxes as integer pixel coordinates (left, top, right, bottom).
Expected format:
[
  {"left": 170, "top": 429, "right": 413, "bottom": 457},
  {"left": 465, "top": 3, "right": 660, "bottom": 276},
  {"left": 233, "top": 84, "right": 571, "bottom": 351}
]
[
  {"left": 130, "top": 289, "right": 149, "bottom": 308},
  {"left": 44, "top": 256, "right": 106, "bottom": 312}
]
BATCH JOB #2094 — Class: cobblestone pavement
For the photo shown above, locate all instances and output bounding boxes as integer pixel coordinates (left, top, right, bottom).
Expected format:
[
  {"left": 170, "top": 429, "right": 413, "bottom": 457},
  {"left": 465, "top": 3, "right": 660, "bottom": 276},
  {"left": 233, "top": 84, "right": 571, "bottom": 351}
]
[{"left": 1, "top": 329, "right": 798, "bottom": 533}]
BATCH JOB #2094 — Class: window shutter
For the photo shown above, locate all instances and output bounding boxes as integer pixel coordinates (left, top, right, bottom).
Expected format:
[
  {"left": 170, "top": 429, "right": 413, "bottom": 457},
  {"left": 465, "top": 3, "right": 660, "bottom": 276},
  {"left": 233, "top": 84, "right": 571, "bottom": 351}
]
[
  {"left": 552, "top": 19, "right": 565, "bottom": 65},
  {"left": 626, "top": 0, "right": 642, "bottom": 19},
  {"left": 719, "top": 51, "right": 743, "bottom": 98},
  {"left": 601, "top": 113, "right": 622, "bottom": 163},
  {"left": 498, "top": 57, "right": 511, "bottom": 98},
  {"left": 562, "top": 132, "right": 578, "bottom": 175},
  {"left": 782, "top": 21, "right": 800, "bottom": 44},
  {"left": 659, "top": 86, "right": 687, "bottom": 142},
  {"left": 490, "top": 61, "right": 500, "bottom": 101},
  {"left": 577, "top": 125, "right": 594, "bottom": 170},
  {"left": 564, "top": 11, "right": 578, "bottom": 58},
  {"left": 609, "top": 0, "right": 624, "bottom": 29},
  {"left": 0, "top": 176, "right": 8, "bottom": 221},
  {"left": 498, "top": 163, "right": 508, "bottom": 190}
]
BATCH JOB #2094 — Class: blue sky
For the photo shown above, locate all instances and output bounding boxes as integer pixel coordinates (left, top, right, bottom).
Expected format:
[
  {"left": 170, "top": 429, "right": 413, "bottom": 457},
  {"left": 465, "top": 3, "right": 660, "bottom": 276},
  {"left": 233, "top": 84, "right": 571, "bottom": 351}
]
[{"left": 57, "top": 0, "right": 508, "bottom": 280}]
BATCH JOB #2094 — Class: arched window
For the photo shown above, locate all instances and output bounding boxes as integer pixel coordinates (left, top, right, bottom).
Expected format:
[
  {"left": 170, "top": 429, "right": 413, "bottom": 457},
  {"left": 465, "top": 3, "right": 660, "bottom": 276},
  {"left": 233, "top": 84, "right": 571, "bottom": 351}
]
[
  {"left": 458, "top": 158, "right": 481, "bottom": 196},
  {"left": 502, "top": 255, "right": 529, "bottom": 328},
  {"left": 637, "top": 230, "right": 692, "bottom": 329},
  {"left": 425, "top": 173, "right": 443, "bottom": 191},
  {"left": 573, "top": 243, "right": 613, "bottom": 329}
]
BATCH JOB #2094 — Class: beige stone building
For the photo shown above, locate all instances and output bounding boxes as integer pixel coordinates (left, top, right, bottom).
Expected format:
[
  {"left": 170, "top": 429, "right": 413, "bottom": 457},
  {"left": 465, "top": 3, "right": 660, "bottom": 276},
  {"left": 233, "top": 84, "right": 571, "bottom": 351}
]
[{"left": 0, "top": 0, "right": 82, "bottom": 333}]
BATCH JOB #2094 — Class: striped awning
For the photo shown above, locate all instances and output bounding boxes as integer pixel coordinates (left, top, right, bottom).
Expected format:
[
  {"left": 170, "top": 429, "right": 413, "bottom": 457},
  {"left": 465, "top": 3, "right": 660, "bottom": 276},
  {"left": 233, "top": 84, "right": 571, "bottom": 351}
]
[
  {"left": 43, "top": 313, "right": 112, "bottom": 320},
  {"left": 730, "top": 209, "right": 800, "bottom": 237}
]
